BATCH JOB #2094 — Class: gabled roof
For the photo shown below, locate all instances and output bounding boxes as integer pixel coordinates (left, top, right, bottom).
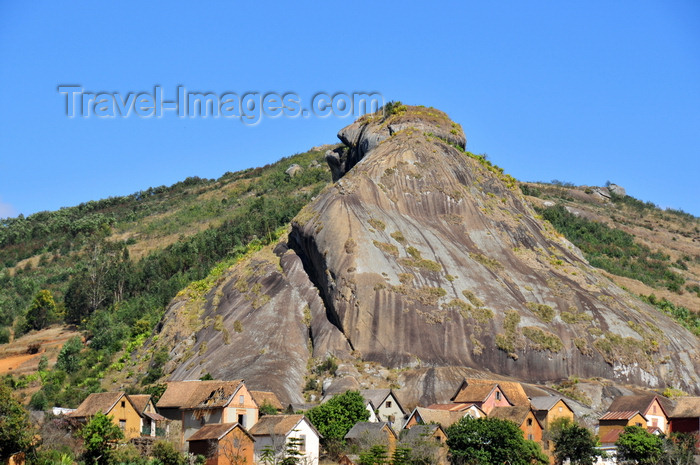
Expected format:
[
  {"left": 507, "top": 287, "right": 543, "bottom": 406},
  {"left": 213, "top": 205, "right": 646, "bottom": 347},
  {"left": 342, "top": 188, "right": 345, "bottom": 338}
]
[
  {"left": 406, "top": 407, "right": 472, "bottom": 429},
  {"left": 127, "top": 395, "right": 152, "bottom": 415},
  {"left": 607, "top": 395, "right": 672, "bottom": 418},
  {"left": 490, "top": 406, "right": 542, "bottom": 429},
  {"left": 670, "top": 397, "right": 700, "bottom": 419},
  {"left": 451, "top": 382, "right": 505, "bottom": 404},
  {"left": 156, "top": 380, "right": 244, "bottom": 410},
  {"left": 599, "top": 411, "right": 647, "bottom": 421},
  {"left": 248, "top": 414, "right": 321, "bottom": 438},
  {"left": 401, "top": 424, "right": 445, "bottom": 442},
  {"left": 69, "top": 392, "right": 130, "bottom": 418},
  {"left": 426, "top": 403, "right": 477, "bottom": 412},
  {"left": 250, "top": 391, "right": 283, "bottom": 410},
  {"left": 452, "top": 379, "right": 529, "bottom": 406},
  {"left": 186, "top": 422, "right": 254, "bottom": 442},
  {"left": 529, "top": 396, "right": 573, "bottom": 413},
  {"left": 359, "top": 389, "right": 406, "bottom": 414},
  {"left": 345, "top": 422, "right": 397, "bottom": 440}
]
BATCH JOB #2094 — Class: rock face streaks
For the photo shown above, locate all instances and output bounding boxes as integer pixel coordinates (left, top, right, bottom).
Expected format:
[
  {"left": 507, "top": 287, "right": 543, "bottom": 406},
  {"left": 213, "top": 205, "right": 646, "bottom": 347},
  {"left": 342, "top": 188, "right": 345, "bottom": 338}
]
[{"left": 157, "top": 106, "right": 699, "bottom": 403}]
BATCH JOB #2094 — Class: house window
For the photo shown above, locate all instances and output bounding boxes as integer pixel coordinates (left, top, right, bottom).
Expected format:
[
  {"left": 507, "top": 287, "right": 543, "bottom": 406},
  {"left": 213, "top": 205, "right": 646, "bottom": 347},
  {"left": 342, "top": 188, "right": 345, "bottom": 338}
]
[
  {"left": 635, "top": 422, "right": 642, "bottom": 427},
  {"left": 528, "top": 434, "right": 534, "bottom": 441},
  {"left": 527, "top": 418, "right": 533, "bottom": 426},
  {"left": 386, "top": 401, "right": 392, "bottom": 408},
  {"left": 299, "top": 434, "right": 306, "bottom": 452},
  {"left": 239, "top": 395, "right": 244, "bottom": 405},
  {"left": 233, "top": 438, "right": 241, "bottom": 448},
  {"left": 652, "top": 405, "right": 657, "bottom": 414},
  {"left": 119, "top": 419, "right": 126, "bottom": 430},
  {"left": 495, "top": 391, "right": 501, "bottom": 401},
  {"left": 238, "top": 414, "right": 245, "bottom": 426},
  {"left": 121, "top": 401, "right": 125, "bottom": 408},
  {"left": 558, "top": 406, "right": 562, "bottom": 413}
]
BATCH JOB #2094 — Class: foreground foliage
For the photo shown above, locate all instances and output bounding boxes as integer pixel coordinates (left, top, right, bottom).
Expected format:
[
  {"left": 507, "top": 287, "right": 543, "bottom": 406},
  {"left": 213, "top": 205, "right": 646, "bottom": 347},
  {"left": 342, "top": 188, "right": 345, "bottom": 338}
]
[
  {"left": 550, "top": 418, "right": 602, "bottom": 465},
  {"left": 0, "top": 384, "right": 35, "bottom": 460},
  {"left": 446, "top": 416, "right": 548, "bottom": 465}
]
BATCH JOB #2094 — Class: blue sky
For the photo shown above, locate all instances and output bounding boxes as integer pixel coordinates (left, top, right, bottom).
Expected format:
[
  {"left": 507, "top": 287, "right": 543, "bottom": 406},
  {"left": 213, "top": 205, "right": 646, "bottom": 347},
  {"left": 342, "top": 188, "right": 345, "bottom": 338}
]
[{"left": 1, "top": 1, "right": 698, "bottom": 218}]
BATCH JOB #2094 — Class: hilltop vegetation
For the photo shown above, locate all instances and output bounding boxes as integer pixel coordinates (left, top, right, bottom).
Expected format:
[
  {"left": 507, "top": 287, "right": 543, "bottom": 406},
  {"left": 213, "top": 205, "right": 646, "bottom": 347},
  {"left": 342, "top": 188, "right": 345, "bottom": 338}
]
[{"left": 0, "top": 147, "right": 333, "bottom": 406}]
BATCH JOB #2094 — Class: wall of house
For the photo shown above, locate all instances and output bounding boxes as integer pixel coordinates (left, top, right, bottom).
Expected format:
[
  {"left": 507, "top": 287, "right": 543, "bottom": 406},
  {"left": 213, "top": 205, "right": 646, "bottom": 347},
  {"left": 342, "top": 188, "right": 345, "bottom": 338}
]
[
  {"left": 670, "top": 417, "right": 700, "bottom": 435},
  {"left": 108, "top": 398, "right": 142, "bottom": 440},
  {"left": 644, "top": 399, "right": 668, "bottom": 432},
  {"left": 366, "top": 403, "right": 377, "bottom": 422},
  {"left": 520, "top": 412, "right": 543, "bottom": 444},
  {"left": 183, "top": 409, "right": 223, "bottom": 441},
  {"left": 480, "top": 388, "right": 510, "bottom": 414},
  {"left": 217, "top": 428, "right": 255, "bottom": 465},
  {"left": 376, "top": 394, "right": 405, "bottom": 431},
  {"left": 222, "top": 384, "right": 259, "bottom": 429},
  {"left": 545, "top": 400, "right": 574, "bottom": 427},
  {"left": 253, "top": 420, "right": 320, "bottom": 465}
]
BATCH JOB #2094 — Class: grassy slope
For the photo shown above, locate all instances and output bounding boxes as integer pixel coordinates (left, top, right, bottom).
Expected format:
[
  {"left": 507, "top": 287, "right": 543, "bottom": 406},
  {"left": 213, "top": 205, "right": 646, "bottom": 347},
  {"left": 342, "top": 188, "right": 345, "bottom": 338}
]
[
  {"left": 0, "top": 145, "right": 335, "bottom": 405},
  {"left": 522, "top": 181, "right": 699, "bottom": 317}
]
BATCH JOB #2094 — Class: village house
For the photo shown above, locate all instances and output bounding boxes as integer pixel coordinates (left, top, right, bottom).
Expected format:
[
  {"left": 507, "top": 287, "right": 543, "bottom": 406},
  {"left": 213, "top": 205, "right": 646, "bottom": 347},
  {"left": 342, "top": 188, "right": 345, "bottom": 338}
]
[
  {"left": 344, "top": 422, "right": 397, "bottom": 456},
  {"left": 248, "top": 414, "right": 321, "bottom": 465},
  {"left": 530, "top": 395, "right": 575, "bottom": 455},
  {"left": 450, "top": 380, "right": 512, "bottom": 414},
  {"left": 605, "top": 394, "right": 673, "bottom": 433},
  {"left": 490, "top": 406, "right": 544, "bottom": 444},
  {"left": 359, "top": 389, "right": 406, "bottom": 431},
  {"left": 669, "top": 397, "right": 700, "bottom": 447},
  {"left": 186, "top": 423, "right": 255, "bottom": 465},
  {"left": 400, "top": 424, "right": 448, "bottom": 465},
  {"left": 250, "top": 390, "right": 284, "bottom": 414},
  {"left": 69, "top": 391, "right": 142, "bottom": 440},
  {"left": 403, "top": 405, "right": 485, "bottom": 430},
  {"left": 128, "top": 394, "right": 167, "bottom": 437},
  {"left": 155, "top": 380, "right": 259, "bottom": 442},
  {"left": 598, "top": 410, "right": 647, "bottom": 447}
]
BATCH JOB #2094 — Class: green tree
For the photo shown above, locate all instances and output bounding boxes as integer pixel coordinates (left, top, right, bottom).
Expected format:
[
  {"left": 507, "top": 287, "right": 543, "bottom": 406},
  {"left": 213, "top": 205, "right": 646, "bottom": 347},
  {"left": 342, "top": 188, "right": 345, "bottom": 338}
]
[
  {"left": 615, "top": 425, "right": 664, "bottom": 465},
  {"left": 391, "top": 446, "right": 411, "bottom": 465},
  {"left": 152, "top": 439, "right": 187, "bottom": 465},
  {"left": 79, "top": 412, "right": 123, "bottom": 465},
  {"left": 259, "top": 400, "right": 278, "bottom": 416},
  {"left": 281, "top": 436, "right": 305, "bottom": 465},
  {"left": 25, "top": 290, "right": 57, "bottom": 331},
  {"left": 661, "top": 432, "right": 696, "bottom": 465},
  {"left": 306, "top": 390, "right": 370, "bottom": 440},
  {"left": 359, "top": 444, "right": 389, "bottom": 465},
  {"left": 0, "top": 384, "right": 35, "bottom": 460},
  {"left": 550, "top": 418, "right": 602, "bottom": 465},
  {"left": 55, "top": 336, "right": 83, "bottom": 373},
  {"left": 446, "top": 416, "right": 548, "bottom": 465}
]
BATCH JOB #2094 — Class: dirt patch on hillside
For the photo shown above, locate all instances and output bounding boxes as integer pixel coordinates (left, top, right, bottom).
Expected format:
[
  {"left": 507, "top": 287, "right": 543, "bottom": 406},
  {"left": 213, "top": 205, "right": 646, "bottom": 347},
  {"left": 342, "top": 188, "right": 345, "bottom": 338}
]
[{"left": 0, "top": 326, "right": 81, "bottom": 376}]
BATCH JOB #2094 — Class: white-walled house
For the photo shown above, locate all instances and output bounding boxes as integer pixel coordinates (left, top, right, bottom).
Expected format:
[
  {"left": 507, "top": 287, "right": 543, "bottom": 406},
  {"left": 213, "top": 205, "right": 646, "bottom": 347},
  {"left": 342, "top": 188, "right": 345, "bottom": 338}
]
[
  {"left": 360, "top": 389, "right": 406, "bottom": 431},
  {"left": 249, "top": 414, "right": 320, "bottom": 465}
]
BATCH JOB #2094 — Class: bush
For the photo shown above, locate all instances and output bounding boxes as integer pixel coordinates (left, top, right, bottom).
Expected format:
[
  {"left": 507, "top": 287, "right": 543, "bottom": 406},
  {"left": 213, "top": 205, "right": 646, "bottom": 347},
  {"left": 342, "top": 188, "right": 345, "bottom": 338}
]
[
  {"left": 0, "top": 326, "right": 9, "bottom": 344},
  {"left": 152, "top": 440, "right": 187, "bottom": 465}
]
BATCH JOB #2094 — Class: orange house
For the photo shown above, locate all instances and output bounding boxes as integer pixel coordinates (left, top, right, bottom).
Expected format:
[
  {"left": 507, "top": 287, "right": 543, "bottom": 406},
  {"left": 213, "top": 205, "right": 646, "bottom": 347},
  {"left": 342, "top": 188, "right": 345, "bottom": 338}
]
[
  {"left": 598, "top": 411, "right": 647, "bottom": 445},
  {"left": 344, "top": 422, "right": 397, "bottom": 455},
  {"left": 490, "top": 406, "right": 543, "bottom": 444},
  {"left": 401, "top": 424, "right": 449, "bottom": 465},
  {"left": 187, "top": 423, "right": 254, "bottom": 465}
]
